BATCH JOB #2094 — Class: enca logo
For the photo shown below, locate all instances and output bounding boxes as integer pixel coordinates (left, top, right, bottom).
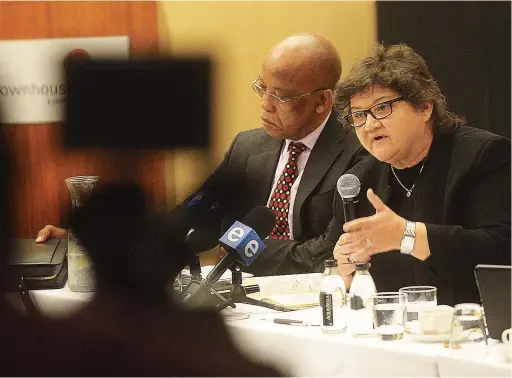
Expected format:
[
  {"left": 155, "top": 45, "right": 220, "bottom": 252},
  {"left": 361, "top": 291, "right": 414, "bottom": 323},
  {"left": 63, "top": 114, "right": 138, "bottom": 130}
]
[{"left": 226, "top": 227, "right": 260, "bottom": 258}]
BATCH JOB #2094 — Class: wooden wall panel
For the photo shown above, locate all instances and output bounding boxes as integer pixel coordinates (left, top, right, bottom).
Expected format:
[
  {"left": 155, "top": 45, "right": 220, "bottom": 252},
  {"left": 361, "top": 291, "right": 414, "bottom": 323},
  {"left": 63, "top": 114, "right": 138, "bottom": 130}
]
[
  {"left": 0, "top": 2, "right": 52, "bottom": 39},
  {"left": 0, "top": 1, "right": 165, "bottom": 238},
  {"left": 48, "top": 2, "right": 130, "bottom": 37}
]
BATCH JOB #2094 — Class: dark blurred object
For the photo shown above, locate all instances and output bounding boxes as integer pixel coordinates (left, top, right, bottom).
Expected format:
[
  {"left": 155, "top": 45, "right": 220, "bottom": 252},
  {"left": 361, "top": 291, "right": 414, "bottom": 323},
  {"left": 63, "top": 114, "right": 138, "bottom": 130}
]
[
  {"left": 69, "top": 182, "right": 190, "bottom": 305},
  {"left": 377, "top": 1, "right": 511, "bottom": 138},
  {"left": 64, "top": 58, "right": 211, "bottom": 149},
  {"left": 475, "top": 264, "right": 511, "bottom": 340},
  {"left": 5, "top": 238, "right": 67, "bottom": 290}
]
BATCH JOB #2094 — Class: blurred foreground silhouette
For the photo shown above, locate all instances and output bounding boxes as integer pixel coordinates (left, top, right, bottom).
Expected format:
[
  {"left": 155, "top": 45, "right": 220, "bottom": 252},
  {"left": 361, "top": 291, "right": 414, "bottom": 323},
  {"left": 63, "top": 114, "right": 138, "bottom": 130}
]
[{"left": 0, "top": 126, "right": 280, "bottom": 376}]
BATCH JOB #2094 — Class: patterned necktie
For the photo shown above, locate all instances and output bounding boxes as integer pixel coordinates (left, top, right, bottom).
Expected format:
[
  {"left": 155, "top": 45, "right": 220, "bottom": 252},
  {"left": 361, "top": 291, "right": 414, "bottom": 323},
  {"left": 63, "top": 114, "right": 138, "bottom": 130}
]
[{"left": 268, "top": 141, "right": 308, "bottom": 240}]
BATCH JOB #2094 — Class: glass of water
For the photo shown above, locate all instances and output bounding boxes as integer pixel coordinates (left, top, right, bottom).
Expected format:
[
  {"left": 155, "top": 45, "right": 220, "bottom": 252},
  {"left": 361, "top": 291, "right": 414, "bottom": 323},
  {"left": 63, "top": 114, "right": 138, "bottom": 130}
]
[
  {"left": 173, "top": 270, "right": 183, "bottom": 293},
  {"left": 399, "top": 286, "right": 437, "bottom": 331},
  {"left": 372, "top": 292, "right": 407, "bottom": 341},
  {"left": 449, "top": 303, "right": 488, "bottom": 349}
]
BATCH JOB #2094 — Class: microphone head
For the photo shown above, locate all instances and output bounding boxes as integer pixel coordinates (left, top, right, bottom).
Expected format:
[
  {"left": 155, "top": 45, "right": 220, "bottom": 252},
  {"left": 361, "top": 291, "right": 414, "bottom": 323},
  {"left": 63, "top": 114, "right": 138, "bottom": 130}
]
[
  {"left": 337, "top": 174, "right": 361, "bottom": 199},
  {"left": 185, "top": 228, "right": 219, "bottom": 254},
  {"left": 243, "top": 206, "right": 276, "bottom": 239}
]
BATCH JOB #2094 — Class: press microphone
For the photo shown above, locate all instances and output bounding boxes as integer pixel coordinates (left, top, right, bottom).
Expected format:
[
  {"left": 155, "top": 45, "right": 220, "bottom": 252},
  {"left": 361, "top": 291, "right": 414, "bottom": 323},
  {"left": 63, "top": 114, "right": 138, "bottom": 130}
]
[
  {"left": 182, "top": 206, "right": 275, "bottom": 304},
  {"left": 184, "top": 227, "right": 219, "bottom": 281},
  {"left": 337, "top": 174, "right": 361, "bottom": 223}
]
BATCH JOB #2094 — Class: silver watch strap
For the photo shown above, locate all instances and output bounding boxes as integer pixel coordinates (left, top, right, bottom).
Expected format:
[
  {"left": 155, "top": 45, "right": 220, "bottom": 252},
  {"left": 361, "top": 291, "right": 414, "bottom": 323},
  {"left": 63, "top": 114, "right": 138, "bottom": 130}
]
[{"left": 400, "top": 220, "right": 416, "bottom": 255}]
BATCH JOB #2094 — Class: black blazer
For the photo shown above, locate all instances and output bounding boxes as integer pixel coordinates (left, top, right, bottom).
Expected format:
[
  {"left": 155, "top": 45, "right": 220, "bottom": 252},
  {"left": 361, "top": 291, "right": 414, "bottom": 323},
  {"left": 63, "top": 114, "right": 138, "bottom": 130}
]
[
  {"left": 321, "top": 126, "right": 511, "bottom": 305},
  {"left": 176, "top": 112, "right": 366, "bottom": 275}
]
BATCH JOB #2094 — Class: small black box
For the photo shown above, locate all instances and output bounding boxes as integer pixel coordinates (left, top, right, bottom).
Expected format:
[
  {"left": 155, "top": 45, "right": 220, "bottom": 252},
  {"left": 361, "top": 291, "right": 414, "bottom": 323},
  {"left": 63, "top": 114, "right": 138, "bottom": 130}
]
[{"left": 6, "top": 238, "right": 68, "bottom": 290}]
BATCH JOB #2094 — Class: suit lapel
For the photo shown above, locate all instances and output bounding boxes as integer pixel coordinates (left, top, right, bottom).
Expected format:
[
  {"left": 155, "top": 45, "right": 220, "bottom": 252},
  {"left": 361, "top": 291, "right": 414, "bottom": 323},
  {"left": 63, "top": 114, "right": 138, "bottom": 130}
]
[
  {"left": 292, "top": 114, "right": 348, "bottom": 236},
  {"left": 410, "top": 134, "right": 452, "bottom": 223},
  {"left": 356, "top": 157, "right": 392, "bottom": 216},
  {"left": 370, "top": 162, "right": 392, "bottom": 206},
  {"left": 246, "top": 137, "right": 283, "bottom": 207}
]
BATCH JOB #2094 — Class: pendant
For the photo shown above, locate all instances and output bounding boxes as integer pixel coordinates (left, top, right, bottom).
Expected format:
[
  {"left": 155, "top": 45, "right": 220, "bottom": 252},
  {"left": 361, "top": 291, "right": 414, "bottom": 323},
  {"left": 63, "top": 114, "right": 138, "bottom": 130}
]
[{"left": 406, "top": 191, "right": 412, "bottom": 198}]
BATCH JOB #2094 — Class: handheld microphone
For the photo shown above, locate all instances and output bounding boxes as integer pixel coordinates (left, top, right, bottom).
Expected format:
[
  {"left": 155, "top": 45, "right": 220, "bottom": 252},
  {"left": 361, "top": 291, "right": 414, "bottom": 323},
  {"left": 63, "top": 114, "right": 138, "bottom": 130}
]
[
  {"left": 182, "top": 206, "right": 275, "bottom": 304},
  {"left": 337, "top": 174, "right": 361, "bottom": 223}
]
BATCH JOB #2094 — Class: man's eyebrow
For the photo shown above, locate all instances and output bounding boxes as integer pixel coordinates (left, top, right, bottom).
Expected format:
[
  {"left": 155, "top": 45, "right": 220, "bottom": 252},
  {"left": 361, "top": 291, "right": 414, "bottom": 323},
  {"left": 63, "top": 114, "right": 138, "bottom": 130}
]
[{"left": 258, "top": 79, "right": 288, "bottom": 93}]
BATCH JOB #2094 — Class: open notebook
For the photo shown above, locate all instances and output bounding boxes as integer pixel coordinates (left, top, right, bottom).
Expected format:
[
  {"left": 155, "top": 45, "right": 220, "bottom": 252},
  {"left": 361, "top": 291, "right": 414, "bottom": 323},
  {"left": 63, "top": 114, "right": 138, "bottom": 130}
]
[
  {"left": 249, "top": 273, "right": 322, "bottom": 310},
  {"left": 182, "top": 267, "right": 322, "bottom": 310}
]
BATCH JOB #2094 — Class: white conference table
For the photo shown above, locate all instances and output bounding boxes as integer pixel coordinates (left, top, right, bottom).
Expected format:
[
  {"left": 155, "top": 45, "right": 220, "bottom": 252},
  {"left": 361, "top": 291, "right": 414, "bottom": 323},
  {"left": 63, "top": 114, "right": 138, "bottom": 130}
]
[{"left": 8, "top": 283, "right": 512, "bottom": 377}]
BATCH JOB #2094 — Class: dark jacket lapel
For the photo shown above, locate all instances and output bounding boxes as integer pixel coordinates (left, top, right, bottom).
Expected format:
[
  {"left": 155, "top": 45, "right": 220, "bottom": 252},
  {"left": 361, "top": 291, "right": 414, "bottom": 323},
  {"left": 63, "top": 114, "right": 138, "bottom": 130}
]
[
  {"left": 246, "top": 136, "right": 283, "bottom": 208},
  {"left": 351, "top": 155, "right": 392, "bottom": 218},
  {"left": 292, "top": 113, "right": 348, "bottom": 236}
]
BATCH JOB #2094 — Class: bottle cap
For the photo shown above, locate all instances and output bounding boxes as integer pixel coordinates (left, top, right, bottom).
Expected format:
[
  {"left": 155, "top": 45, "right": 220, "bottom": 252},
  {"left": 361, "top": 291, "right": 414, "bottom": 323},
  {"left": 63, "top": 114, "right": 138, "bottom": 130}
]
[
  {"left": 325, "top": 259, "right": 338, "bottom": 268},
  {"left": 355, "top": 262, "right": 371, "bottom": 270}
]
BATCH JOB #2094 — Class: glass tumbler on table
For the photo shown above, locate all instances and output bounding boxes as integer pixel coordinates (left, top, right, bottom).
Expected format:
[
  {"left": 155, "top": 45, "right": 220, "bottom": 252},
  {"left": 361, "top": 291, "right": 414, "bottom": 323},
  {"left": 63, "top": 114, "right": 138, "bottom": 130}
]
[
  {"left": 66, "top": 175, "right": 99, "bottom": 292},
  {"left": 372, "top": 292, "right": 407, "bottom": 341},
  {"left": 399, "top": 286, "right": 437, "bottom": 331},
  {"left": 448, "top": 303, "right": 488, "bottom": 349}
]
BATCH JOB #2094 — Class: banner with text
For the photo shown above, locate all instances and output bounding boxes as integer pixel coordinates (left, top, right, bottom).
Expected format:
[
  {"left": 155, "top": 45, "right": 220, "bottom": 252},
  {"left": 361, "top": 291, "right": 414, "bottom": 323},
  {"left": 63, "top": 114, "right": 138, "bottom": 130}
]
[{"left": 0, "top": 36, "right": 129, "bottom": 124}]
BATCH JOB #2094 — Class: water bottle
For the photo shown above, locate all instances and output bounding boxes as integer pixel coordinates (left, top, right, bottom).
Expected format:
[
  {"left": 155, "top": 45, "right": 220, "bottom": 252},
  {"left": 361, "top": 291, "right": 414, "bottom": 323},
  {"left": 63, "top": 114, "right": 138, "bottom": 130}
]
[
  {"left": 319, "top": 259, "right": 347, "bottom": 333},
  {"left": 348, "top": 262, "right": 377, "bottom": 336}
]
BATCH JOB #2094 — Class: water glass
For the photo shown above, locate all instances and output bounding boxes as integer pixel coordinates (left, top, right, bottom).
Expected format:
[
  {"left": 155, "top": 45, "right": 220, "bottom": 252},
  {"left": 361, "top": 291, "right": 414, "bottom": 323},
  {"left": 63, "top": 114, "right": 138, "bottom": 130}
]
[
  {"left": 399, "top": 286, "right": 437, "bottom": 331},
  {"left": 372, "top": 292, "right": 407, "bottom": 341},
  {"left": 448, "top": 303, "right": 488, "bottom": 349},
  {"left": 173, "top": 270, "right": 183, "bottom": 293}
]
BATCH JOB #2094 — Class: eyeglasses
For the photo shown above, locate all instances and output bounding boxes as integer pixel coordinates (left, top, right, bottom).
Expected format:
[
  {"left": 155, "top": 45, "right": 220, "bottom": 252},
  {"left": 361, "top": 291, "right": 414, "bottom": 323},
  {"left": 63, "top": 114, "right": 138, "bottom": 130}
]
[
  {"left": 346, "top": 97, "right": 405, "bottom": 128},
  {"left": 251, "top": 79, "right": 325, "bottom": 108}
]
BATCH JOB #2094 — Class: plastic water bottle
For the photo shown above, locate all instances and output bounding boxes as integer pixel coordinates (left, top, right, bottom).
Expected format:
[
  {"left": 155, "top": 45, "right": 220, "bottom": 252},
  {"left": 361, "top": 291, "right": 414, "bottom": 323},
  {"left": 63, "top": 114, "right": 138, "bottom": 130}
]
[
  {"left": 348, "top": 263, "right": 377, "bottom": 336},
  {"left": 319, "top": 259, "right": 347, "bottom": 333}
]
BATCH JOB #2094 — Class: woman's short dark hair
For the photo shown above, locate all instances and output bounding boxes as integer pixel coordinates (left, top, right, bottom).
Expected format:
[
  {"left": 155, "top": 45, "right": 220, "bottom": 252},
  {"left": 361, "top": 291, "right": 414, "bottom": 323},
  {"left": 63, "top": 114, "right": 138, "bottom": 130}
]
[{"left": 335, "top": 43, "right": 465, "bottom": 134}]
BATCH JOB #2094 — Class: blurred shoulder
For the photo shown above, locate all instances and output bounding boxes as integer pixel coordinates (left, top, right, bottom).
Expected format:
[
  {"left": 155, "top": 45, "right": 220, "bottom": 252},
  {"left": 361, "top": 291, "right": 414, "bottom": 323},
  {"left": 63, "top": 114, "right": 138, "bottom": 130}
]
[
  {"left": 448, "top": 125, "right": 510, "bottom": 166},
  {"left": 230, "top": 127, "right": 282, "bottom": 154}
]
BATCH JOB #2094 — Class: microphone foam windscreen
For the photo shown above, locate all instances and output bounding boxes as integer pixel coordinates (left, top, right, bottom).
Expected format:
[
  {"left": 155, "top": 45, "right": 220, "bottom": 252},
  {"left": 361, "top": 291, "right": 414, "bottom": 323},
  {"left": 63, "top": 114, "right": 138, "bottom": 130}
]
[
  {"left": 243, "top": 206, "right": 276, "bottom": 239},
  {"left": 185, "top": 227, "right": 220, "bottom": 254},
  {"left": 337, "top": 174, "right": 361, "bottom": 199}
]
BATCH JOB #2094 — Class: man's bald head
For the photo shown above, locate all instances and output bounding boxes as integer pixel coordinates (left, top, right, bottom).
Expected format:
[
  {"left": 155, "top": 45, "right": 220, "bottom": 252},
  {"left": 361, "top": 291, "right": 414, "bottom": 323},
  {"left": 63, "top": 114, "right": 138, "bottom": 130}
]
[{"left": 264, "top": 33, "right": 342, "bottom": 90}]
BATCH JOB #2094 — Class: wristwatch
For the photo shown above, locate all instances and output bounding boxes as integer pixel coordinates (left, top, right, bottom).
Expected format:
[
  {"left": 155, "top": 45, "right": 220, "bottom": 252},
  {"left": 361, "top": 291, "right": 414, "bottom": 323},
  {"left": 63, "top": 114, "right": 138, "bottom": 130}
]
[{"left": 400, "top": 220, "right": 416, "bottom": 255}]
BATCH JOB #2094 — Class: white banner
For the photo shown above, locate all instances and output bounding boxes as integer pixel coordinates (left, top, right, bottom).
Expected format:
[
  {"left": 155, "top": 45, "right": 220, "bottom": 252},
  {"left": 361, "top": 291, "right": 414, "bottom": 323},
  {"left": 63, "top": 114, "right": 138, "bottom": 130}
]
[{"left": 0, "top": 36, "right": 129, "bottom": 124}]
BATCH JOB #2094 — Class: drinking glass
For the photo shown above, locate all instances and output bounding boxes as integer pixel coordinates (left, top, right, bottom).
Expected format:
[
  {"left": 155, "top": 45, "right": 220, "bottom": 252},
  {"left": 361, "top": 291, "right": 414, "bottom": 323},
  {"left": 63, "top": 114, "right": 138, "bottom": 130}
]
[
  {"left": 448, "top": 303, "right": 488, "bottom": 349},
  {"left": 372, "top": 292, "right": 407, "bottom": 341},
  {"left": 399, "top": 286, "right": 437, "bottom": 331},
  {"left": 66, "top": 175, "right": 99, "bottom": 292},
  {"left": 173, "top": 270, "right": 183, "bottom": 293}
]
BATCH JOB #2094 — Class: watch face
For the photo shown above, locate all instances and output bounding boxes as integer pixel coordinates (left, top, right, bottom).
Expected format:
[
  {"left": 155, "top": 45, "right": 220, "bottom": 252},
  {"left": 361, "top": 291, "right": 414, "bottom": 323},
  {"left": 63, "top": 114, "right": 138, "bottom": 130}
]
[{"left": 400, "top": 235, "right": 415, "bottom": 255}]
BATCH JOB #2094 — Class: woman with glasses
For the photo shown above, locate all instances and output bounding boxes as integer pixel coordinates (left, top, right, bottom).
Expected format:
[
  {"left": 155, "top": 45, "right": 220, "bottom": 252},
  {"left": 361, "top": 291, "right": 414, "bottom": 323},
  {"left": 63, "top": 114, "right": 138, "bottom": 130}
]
[{"left": 328, "top": 43, "right": 510, "bottom": 306}]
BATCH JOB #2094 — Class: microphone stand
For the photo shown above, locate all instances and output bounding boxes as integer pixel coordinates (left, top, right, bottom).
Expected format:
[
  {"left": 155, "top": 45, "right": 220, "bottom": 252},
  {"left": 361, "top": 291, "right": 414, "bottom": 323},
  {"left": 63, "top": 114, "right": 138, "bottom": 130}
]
[{"left": 215, "top": 261, "right": 292, "bottom": 312}]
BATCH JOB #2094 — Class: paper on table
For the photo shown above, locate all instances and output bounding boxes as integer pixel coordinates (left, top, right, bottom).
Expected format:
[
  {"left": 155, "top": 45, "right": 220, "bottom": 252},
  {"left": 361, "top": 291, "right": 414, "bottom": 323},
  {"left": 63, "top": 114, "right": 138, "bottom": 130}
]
[
  {"left": 255, "top": 273, "right": 322, "bottom": 295},
  {"left": 254, "top": 274, "right": 322, "bottom": 309}
]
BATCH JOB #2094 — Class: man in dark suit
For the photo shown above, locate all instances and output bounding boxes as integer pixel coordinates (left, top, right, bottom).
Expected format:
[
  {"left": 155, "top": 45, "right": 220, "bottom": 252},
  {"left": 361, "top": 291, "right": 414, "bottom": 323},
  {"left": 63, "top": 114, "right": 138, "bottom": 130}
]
[
  {"left": 37, "top": 33, "right": 366, "bottom": 276},
  {"left": 173, "top": 33, "right": 365, "bottom": 276}
]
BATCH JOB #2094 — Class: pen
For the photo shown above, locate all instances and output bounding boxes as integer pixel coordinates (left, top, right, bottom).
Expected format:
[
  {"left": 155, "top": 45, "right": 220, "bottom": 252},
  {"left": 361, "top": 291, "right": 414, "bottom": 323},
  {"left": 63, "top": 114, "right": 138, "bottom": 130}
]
[{"left": 261, "top": 318, "right": 320, "bottom": 326}]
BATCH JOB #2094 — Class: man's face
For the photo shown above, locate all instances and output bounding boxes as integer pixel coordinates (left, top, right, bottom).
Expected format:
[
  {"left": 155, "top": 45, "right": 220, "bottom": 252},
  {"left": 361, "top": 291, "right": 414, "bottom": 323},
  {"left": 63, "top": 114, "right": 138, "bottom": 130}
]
[{"left": 257, "top": 56, "right": 323, "bottom": 141}]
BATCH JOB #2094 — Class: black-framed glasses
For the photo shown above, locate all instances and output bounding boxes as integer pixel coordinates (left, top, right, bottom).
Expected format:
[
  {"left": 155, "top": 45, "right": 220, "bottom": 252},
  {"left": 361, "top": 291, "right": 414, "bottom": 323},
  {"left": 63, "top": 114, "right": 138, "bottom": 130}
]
[
  {"left": 346, "top": 97, "right": 405, "bottom": 128},
  {"left": 251, "top": 79, "right": 326, "bottom": 107}
]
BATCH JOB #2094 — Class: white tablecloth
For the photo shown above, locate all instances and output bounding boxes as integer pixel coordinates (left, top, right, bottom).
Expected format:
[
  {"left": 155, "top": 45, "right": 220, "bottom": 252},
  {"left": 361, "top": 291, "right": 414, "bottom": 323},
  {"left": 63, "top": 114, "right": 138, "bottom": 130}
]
[
  {"left": 8, "top": 284, "right": 511, "bottom": 377},
  {"left": 222, "top": 304, "right": 511, "bottom": 377}
]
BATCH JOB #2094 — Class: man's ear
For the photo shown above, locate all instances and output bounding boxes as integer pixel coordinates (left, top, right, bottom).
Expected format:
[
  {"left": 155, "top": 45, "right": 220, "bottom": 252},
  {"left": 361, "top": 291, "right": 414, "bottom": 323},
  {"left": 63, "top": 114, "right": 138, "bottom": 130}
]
[{"left": 316, "top": 89, "right": 334, "bottom": 114}]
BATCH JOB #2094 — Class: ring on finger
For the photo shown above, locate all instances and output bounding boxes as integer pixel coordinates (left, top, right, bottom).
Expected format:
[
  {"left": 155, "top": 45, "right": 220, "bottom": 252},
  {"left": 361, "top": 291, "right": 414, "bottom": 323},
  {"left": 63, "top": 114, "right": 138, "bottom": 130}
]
[
  {"left": 346, "top": 253, "right": 354, "bottom": 264},
  {"left": 366, "top": 238, "right": 372, "bottom": 250}
]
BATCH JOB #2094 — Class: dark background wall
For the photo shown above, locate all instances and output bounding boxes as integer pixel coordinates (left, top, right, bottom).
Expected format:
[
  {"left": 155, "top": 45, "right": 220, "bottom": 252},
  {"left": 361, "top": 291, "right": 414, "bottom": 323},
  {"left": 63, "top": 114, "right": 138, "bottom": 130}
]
[{"left": 377, "top": 1, "right": 510, "bottom": 138}]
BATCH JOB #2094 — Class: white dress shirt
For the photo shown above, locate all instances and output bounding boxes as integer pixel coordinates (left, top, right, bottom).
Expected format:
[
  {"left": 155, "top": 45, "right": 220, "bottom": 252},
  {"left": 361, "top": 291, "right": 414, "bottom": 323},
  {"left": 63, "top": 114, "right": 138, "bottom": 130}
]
[{"left": 266, "top": 111, "right": 331, "bottom": 239}]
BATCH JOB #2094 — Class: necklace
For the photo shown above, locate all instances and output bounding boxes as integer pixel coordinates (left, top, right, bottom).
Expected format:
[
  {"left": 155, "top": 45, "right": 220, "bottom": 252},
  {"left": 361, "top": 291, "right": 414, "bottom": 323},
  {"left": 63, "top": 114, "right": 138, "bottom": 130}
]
[{"left": 390, "top": 155, "right": 428, "bottom": 198}]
